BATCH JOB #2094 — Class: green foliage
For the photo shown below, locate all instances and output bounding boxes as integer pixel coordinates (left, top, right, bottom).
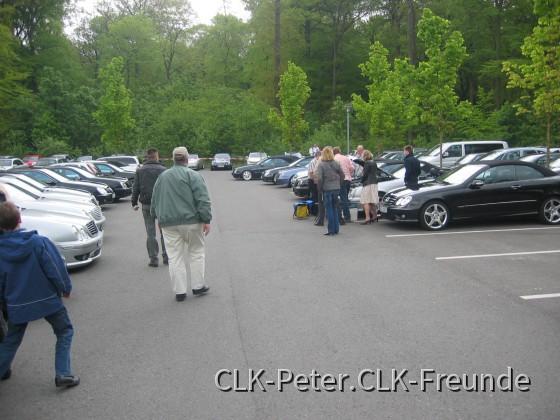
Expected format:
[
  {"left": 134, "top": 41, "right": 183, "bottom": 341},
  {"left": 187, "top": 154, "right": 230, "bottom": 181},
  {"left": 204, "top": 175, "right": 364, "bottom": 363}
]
[
  {"left": 0, "top": 0, "right": 556, "bottom": 158},
  {"left": 503, "top": 0, "right": 560, "bottom": 157},
  {"left": 352, "top": 41, "right": 420, "bottom": 151},
  {"left": 93, "top": 56, "right": 136, "bottom": 153},
  {"left": 32, "top": 135, "right": 79, "bottom": 157},
  {"left": 452, "top": 88, "right": 508, "bottom": 140},
  {"left": 416, "top": 8, "right": 467, "bottom": 165},
  {"left": 149, "top": 81, "right": 274, "bottom": 158},
  {"left": 268, "top": 62, "right": 311, "bottom": 151}
]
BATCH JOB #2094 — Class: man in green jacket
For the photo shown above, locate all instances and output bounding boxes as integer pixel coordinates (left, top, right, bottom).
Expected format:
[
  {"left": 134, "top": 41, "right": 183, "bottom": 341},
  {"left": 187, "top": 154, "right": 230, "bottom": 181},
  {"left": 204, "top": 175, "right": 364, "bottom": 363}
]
[{"left": 150, "top": 147, "right": 212, "bottom": 302}]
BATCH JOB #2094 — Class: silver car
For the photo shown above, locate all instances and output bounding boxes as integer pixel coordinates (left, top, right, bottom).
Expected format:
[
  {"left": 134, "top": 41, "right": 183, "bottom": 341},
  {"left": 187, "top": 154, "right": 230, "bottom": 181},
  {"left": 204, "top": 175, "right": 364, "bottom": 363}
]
[
  {"left": 0, "top": 180, "right": 106, "bottom": 231},
  {"left": 20, "top": 208, "right": 103, "bottom": 269},
  {"left": 187, "top": 154, "right": 204, "bottom": 170}
]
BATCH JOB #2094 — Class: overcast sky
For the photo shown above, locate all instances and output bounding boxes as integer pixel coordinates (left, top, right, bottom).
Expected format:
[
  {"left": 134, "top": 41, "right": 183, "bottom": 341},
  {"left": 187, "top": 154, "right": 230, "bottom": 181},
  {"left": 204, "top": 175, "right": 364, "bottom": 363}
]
[{"left": 75, "top": 0, "right": 250, "bottom": 25}]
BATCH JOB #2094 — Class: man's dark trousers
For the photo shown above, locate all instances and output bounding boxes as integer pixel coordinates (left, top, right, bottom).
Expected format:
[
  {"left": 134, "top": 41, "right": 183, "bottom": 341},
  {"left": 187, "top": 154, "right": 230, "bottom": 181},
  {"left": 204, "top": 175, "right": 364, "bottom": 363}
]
[{"left": 142, "top": 203, "right": 167, "bottom": 264}]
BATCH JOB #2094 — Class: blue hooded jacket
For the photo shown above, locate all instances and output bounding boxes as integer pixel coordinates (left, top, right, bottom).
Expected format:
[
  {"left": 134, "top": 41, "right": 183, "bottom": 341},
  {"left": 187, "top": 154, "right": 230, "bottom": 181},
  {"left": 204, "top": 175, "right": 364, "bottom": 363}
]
[{"left": 0, "top": 229, "right": 71, "bottom": 324}]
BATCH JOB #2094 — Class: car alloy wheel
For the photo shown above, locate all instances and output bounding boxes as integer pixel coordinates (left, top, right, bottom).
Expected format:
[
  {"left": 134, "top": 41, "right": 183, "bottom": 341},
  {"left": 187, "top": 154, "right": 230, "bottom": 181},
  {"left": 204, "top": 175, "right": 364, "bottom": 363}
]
[
  {"left": 273, "top": 173, "right": 280, "bottom": 184},
  {"left": 420, "top": 201, "right": 450, "bottom": 231},
  {"left": 540, "top": 196, "right": 560, "bottom": 224},
  {"left": 242, "top": 170, "right": 253, "bottom": 181}
]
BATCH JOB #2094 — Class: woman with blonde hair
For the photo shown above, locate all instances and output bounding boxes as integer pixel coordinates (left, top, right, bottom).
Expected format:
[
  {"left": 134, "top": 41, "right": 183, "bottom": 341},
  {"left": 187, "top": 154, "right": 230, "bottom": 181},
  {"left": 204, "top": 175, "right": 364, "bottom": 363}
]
[
  {"left": 359, "top": 150, "right": 379, "bottom": 224},
  {"left": 316, "top": 146, "right": 345, "bottom": 235}
]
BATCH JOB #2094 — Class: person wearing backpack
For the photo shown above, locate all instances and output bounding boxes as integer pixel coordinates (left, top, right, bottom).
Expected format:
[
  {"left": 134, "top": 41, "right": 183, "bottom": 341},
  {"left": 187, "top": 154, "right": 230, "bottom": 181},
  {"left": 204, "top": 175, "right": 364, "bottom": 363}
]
[{"left": 403, "top": 145, "right": 421, "bottom": 191}]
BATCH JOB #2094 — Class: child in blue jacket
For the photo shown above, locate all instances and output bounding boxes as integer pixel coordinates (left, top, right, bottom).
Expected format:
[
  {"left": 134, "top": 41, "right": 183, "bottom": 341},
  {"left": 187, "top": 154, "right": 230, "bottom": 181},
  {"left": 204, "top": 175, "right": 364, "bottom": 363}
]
[{"left": 0, "top": 200, "right": 80, "bottom": 388}]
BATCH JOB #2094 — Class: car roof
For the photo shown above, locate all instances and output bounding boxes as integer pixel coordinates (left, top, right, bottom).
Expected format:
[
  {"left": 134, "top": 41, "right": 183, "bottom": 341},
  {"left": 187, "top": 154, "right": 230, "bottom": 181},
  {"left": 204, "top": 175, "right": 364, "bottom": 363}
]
[{"left": 476, "top": 159, "right": 556, "bottom": 175}]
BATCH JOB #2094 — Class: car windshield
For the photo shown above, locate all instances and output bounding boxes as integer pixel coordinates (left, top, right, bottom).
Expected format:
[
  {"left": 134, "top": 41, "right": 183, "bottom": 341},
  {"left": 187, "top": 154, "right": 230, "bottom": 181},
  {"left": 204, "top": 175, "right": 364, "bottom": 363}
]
[
  {"left": 391, "top": 167, "right": 407, "bottom": 178},
  {"left": 436, "top": 164, "right": 486, "bottom": 185},
  {"left": 190, "top": 154, "right": 199, "bottom": 159},
  {"left": 380, "top": 163, "right": 404, "bottom": 174},
  {"left": 24, "top": 156, "right": 39, "bottom": 162},
  {"left": 249, "top": 153, "right": 262, "bottom": 158},
  {"left": 425, "top": 145, "right": 443, "bottom": 156},
  {"left": 0, "top": 159, "right": 11, "bottom": 165},
  {"left": 481, "top": 150, "right": 504, "bottom": 160},
  {"left": 214, "top": 154, "right": 230, "bottom": 159}
]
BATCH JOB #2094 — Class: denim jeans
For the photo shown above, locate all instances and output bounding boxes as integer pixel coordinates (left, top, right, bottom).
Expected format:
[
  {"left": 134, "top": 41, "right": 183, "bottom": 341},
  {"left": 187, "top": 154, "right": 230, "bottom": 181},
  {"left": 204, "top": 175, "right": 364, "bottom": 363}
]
[
  {"left": 142, "top": 203, "right": 167, "bottom": 263},
  {"left": 339, "top": 180, "right": 351, "bottom": 220},
  {"left": 323, "top": 189, "right": 340, "bottom": 234},
  {"left": 0, "top": 306, "right": 74, "bottom": 378}
]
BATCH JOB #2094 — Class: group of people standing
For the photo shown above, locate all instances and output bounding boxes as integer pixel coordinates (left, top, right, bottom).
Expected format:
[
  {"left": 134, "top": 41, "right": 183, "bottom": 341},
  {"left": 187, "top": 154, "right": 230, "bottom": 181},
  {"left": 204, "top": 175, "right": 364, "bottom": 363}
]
[{"left": 307, "top": 144, "right": 421, "bottom": 235}]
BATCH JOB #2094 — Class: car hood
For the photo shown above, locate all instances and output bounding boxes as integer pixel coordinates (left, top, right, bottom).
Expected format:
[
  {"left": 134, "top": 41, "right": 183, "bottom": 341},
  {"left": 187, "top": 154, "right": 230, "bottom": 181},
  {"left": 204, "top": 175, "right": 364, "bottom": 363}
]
[
  {"left": 20, "top": 209, "right": 96, "bottom": 243},
  {"left": 14, "top": 198, "right": 96, "bottom": 219},
  {"left": 57, "top": 179, "right": 111, "bottom": 190},
  {"left": 40, "top": 191, "right": 96, "bottom": 204},
  {"left": 385, "top": 181, "right": 453, "bottom": 198},
  {"left": 44, "top": 187, "right": 93, "bottom": 197}
]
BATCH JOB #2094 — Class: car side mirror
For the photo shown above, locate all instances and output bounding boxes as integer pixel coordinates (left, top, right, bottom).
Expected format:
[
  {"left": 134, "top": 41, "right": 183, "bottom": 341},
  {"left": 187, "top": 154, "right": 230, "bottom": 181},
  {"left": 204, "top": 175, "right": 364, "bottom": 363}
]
[
  {"left": 442, "top": 152, "right": 449, "bottom": 157},
  {"left": 470, "top": 180, "right": 484, "bottom": 189},
  {"left": 429, "top": 168, "right": 439, "bottom": 177}
]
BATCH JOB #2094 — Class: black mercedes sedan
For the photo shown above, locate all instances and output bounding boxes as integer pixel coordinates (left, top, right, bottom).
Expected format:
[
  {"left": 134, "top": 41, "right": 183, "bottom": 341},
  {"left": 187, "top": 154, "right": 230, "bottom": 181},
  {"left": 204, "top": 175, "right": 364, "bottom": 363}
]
[
  {"left": 232, "top": 155, "right": 299, "bottom": 180},
  {"left": 380, "top": 161, "right": 560, "bottom": 230}
]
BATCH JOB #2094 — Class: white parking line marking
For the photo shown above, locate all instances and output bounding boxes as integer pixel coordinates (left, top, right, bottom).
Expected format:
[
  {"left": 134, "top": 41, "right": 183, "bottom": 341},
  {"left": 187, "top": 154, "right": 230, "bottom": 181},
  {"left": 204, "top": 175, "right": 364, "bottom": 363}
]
[
  {"left": 520, "top": 293, "right": 560, "bottom": 300},
  {"left": 386, "top": 226, "right": 560, "bottom": 238},
  {"left": 435, "top": 250, "right": 560, "bottom": 260}
]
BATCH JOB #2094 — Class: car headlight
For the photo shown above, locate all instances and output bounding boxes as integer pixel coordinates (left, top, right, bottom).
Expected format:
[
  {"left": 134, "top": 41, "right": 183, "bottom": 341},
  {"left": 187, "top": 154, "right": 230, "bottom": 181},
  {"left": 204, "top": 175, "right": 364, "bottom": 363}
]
[
  {"left": 120, "top": 181, "right": 127, "bottom": 188},
  {"left": 395, "top": 196, "right": 412, "bottom": 206},
  {"left": 263, "top": 170, "right": 270, "bottom": 176},
  {"left": 96, "top": 186, "right": 107, "bottom": 194},
  {"left": 72, "top": 225, "right": 89, "bottom": 241}
]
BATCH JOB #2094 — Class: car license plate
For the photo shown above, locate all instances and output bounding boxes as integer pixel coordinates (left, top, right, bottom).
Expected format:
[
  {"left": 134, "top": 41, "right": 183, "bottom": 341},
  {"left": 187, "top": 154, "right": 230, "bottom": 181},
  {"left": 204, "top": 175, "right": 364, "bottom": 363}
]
[{"left": 379, "top": 203, "right": 388, "bottom": 213}]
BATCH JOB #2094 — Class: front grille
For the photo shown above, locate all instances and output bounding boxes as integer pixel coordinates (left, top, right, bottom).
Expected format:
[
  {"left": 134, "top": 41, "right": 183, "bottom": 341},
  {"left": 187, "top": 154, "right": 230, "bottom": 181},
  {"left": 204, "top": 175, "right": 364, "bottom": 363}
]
[
  {"left": 383, "top": 193, "right": 398, "bottom": 205},
  {"left": 92, "top": 208, "right": 103, "bottom": 220},
  {"left": 86, "top": 221, "right": 99, "bottom": 237}
]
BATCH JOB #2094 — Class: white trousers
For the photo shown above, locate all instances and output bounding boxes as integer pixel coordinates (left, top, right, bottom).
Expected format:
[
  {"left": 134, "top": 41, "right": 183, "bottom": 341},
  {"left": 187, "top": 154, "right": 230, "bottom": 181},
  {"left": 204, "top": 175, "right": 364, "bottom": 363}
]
[{"left": 162, "top": 223, "right": 206, "bottom": 294}]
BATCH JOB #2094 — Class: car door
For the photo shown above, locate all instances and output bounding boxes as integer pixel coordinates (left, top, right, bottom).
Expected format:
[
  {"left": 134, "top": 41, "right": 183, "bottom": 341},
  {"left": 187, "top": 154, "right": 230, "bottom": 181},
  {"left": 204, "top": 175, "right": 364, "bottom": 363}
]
[{"left": 458, "top": 165, "right": 536, "bottom": 217}]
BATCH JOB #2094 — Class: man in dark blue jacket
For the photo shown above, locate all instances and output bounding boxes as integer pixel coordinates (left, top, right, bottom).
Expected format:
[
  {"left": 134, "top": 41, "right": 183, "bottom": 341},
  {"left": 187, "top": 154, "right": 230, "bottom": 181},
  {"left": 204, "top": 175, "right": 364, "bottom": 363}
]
[
  {"left": 403, "top": 145, "right": 421, "bottom": 190},
  {"left": 0, "top": 201, "right": 79, "bottom": 388}
]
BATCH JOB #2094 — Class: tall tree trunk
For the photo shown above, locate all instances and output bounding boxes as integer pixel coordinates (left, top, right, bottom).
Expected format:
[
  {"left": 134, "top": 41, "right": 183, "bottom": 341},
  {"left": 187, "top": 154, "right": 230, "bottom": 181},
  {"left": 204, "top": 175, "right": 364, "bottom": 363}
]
[
  {"left": 407, "top": 0, "right": 416, "bottom": 142},
  {"left": 274, "top": 0, "right": 281, "bottom": 107},
  {"left": 332, "top": 37, "right": 339, "bottom": 101},
  {"left": 407, "top": 0, "right": 416, "bottom": 66}
]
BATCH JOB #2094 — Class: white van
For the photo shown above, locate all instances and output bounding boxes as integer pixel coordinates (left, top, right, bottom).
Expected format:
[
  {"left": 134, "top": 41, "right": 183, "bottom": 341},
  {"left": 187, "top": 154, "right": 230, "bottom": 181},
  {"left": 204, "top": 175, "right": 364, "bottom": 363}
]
[{"left": 419, "top": 140, "right": 509, "bottom": 167}]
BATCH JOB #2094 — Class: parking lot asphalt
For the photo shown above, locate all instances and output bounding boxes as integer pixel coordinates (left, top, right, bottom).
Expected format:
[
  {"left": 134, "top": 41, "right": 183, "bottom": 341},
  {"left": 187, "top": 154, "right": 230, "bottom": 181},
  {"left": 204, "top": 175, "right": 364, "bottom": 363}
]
[{"left": 1, "top": 169, "right": 559, "bottom": 419}]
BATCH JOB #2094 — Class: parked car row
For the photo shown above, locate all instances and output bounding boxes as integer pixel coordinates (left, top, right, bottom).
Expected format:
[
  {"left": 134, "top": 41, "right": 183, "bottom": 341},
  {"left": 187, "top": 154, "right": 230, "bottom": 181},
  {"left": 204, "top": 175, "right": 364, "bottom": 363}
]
[
  {"left": 0, "top": 172, "right": 105, "bottom": 269},
  {"left": 0, "top": 155, "right": 141, "bottom": 269}
]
